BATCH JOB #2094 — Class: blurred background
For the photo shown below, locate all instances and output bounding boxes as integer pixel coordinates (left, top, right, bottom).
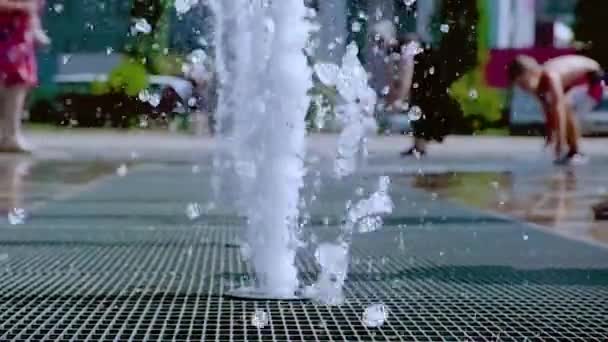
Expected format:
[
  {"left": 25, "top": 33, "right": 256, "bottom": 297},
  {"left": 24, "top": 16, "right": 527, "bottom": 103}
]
[{"left": 29, "top": 0, "right": 608, "bottom": 136}]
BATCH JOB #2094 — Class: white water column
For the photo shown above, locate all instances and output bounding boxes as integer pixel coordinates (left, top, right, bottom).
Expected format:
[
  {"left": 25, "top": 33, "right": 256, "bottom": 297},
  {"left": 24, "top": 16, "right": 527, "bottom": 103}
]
[{"left": 212, "top": 0, "right": 313, "bottom": 299}]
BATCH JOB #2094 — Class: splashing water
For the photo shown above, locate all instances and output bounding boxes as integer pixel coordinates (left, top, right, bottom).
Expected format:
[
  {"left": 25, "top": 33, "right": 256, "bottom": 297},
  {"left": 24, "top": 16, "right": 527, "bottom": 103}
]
[
  {"left": 363, "top": 303, "right": 389, "bottom": 328},
  {"left": 211, "top": 0, "right": 312, "bottom": 298},
  {"left": 185, "top": 203, "right": 201, "bottom": 220},
  {"left": 8, "top": 208, "right": 26, "bottom": 226},
  {"left": 304, "top": 242, "right": 350, "bottom": 305},
  {"left": 251, "top": 309, "right": 270, "bottom": 329},
  {"left": 314, "top": 43, "right": 378, "bottom": 178},
  {"left": 131, "top": 18, "right": 152, "bottom": 35},
  {"left": 309, "top": 43, "right": 394, "bottom": 304},
  {"left": 344, "top": 176, "right": 394, "bottom": 236}
]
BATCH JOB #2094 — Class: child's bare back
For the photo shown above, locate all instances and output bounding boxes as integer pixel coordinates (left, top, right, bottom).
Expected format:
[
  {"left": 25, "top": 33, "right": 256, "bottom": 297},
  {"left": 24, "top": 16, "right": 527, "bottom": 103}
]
[{"left": 543, "top": 55, "right": 601, "bottom": 87}]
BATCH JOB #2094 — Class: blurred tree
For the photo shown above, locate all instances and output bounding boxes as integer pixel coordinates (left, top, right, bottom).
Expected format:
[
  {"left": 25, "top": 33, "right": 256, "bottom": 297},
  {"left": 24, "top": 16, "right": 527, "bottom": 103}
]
[
  {"left": 450, "top": 0, "right": 504, "bottom": 130},
  {"left": 434, "top": 0, "right": 479, "bottom": 85},
  {"left": 410, "top": 0, "right": 480, "bottom": 141},
  {"left": 126, "top": 0, "right": 174, "bottom": 73},
  {"left": 574, "top": 0, "right": 608, "bottom": 69}
]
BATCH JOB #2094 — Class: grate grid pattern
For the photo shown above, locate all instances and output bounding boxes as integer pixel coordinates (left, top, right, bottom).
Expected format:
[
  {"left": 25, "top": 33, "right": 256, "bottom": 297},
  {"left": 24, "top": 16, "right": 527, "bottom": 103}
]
[
  {"left": 0, "top": 165, "right": 606, "bottom": 341},
  {"left": 0, "top": 225, "right": 606, "bottom": 341}
]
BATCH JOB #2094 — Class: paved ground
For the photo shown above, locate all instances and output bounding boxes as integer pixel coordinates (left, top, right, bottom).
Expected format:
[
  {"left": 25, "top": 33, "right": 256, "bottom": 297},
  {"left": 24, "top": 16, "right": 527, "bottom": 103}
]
[{"left": 0, "top": 131, "right": 605, "bottom": 341}]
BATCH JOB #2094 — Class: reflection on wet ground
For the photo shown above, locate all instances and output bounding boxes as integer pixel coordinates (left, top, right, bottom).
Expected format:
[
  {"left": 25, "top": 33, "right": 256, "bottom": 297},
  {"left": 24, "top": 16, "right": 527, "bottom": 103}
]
[
  {"left": 411, "top": 169, "right": 608, "bottom": 248},
  {"left": 0, "top": 156, "right": 120, "bottom": 215},
  {"left": 2, "top": 151, "right": 607, "bottom": 249}
]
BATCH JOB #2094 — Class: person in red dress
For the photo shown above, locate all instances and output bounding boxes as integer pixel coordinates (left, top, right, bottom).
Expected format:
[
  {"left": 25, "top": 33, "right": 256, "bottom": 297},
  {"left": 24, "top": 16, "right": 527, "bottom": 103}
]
[{"left": 0, "top": 0, "right": 48, "bottom": 152}]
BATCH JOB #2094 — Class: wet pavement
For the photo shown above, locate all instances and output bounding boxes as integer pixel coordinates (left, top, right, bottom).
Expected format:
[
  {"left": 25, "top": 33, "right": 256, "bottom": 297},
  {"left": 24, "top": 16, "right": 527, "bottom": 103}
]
[
  {"left": 0, "top": 132, "right": 605, "bottom": 341},
  {"left": 407, "top": 161, "right": 608, "bottom": 248}
]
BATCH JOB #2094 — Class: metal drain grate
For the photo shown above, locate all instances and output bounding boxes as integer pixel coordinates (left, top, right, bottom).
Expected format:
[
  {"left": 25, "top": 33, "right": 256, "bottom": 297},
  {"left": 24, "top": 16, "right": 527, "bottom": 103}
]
[
  {"left": 0, "top": 225, "right": 606, "bottom": 341},
  {"left": 0, "top": 165, "right": 606, "bottom": 341}
]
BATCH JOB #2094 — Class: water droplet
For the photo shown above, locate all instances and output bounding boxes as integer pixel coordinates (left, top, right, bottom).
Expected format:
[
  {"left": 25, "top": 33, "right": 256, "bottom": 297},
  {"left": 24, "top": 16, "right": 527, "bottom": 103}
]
[
  {"left": 175, "top": 0, "right": 198, "bottom": 14},
  {"left": 523, "top": 234, "right": 529, "bottom": 241},
  {"left": 148, "top": 93, "right": 161, "bottom": 107},
  {"left": 8, "top": 208, "right": 26, "bottom": 225},
  {"left": 440, "top": 24, "right": 450, "bottom": 33},
  {"left": 363, "top": 304, "right": 388, "bottom": 328},
  {"left": 197, "top": 37, "right": 208, "bottom": 47},
  {"left": 53, "top": 3, "right": 64, "bottom": 13},
  {"left": 186, "top": 203, "right": 201, "bottom": 220},
  {"left": 468, "top": 89, "right": 479, "bottom": 99},
  {"left": 106, "top": 47, "right": 114, "bottom": 55},
  {"left": 116, "top": 164, "right": 128, "bottom": 177},
  {"left": 132, "top": 18, "right": 152, "bottom": 34},
  {"left": 351, "top": 22, "right": 362, "bottom": 33},
  {"left": 138, "top": 90, "right": 150, "bottom": 103},
  {"left": 407, "top": 106, "right": 422, "bottom": 121},
  {"left": 192, "top": 165, "right": 200, "bottom": 174},
  {"left": 251, "top": 309, "right": 269, "bottom": 329}
]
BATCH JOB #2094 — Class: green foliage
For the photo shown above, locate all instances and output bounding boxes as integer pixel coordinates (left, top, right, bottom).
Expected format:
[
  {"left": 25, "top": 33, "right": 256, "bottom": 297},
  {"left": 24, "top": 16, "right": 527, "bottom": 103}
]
[
  {"left": 107, "top": 59, "right": 149, "bottom": 96},
  {"left": 450, "top": 0, "right": 504, "bottom": 127},
  {"left": 574, "top": 0, "right": 608, "bottom": 69},
  {"left": 126, "top": 0, "right": 174, "bottom": 72},
  {"left": 26, "top": 85, "right": 60, "bottom": 108},
  {"left": 90, "top": 80, "right": 110, "bottom": 96},
  {"left": 451, "top": 70, "right": 504, "bottom": 124},
  {"left": 150, "top": 54, "right": 186, "bottom": 76},
  {"left": 409, "top": 0, "right": 480, "bottom": 139},
  {"left": 435, "top": 0, "right": 479, "bottom": 84}
]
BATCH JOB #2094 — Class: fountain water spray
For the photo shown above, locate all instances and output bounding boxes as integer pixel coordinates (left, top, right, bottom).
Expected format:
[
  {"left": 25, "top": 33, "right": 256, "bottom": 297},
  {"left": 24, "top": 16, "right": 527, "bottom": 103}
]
[
  {"left": 211, "top": 0, "right": 313, "bottom": 299},
  {"left": 308, "top": 43, "right": 394, "bottom": 305},
  {"left": 314, "top": 43, "right": 378, "bottom": 178}
]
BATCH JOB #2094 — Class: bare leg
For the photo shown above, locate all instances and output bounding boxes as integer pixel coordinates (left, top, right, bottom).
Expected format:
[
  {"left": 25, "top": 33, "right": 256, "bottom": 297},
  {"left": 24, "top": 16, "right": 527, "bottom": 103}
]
[
  {"left": 192, "top": 111, "right": 209, "bottom": 136},
  {"left": 414, "top": 137, "right": 427, "bottom": 152},
  {"left": 565, "top": 107, "right": 581, "bottom": 155},
  {"left": 0, "top": 155, "right": 33, "bottom": 213},
  {"left": 554, "top": 104, "right": 568, "bottom": 160},
  {"left": 0, "top": 86, "right": 33, "bottom": 153}
]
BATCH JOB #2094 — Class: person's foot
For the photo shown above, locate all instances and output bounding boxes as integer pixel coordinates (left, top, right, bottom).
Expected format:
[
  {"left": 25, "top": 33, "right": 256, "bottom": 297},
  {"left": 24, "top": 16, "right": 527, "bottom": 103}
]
[
  {"left": 400, "top": 147, "right": 426, "bottom": 158},
  {"left": 0, "top": 136, "right": 34, "bottom": 154},
  {"left": 593, "top": 200, "right": 608, "bottom": 220},
  {"left": 554, "top": 151, "right": 588, "bottom": 166}
]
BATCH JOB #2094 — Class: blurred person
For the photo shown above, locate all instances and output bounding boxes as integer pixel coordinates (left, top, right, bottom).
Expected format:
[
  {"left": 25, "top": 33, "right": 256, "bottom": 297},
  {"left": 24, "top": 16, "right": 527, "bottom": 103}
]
[
  {"left": 508, "top": 55, "right": 607, "bottom": 164},
  {"left": 380, "top": 34, "right": 427, "bottom": 156},
  {"left": 0, "top": 0, "right": 47, "bottom": 152},
  {"left": 0, "top": 155, "right": 32, "bottom": 214},
  {"left": 381, "top": 34, "right": 464, "bottom": 158},
  {"left": 184, "top": 55, "right": 215, "bottom": 136}
]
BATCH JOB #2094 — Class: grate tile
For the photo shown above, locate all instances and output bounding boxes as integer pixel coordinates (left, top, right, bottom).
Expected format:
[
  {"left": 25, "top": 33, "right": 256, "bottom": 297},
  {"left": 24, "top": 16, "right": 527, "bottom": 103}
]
[{"left": 0, "top": 165, "right": 605, "bottom": 341}]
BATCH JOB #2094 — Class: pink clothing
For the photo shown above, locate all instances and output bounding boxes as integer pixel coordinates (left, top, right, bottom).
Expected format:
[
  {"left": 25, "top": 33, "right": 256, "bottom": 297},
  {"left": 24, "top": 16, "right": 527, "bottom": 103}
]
[{"left": 0, "top": 8, "right": 38, "bottom": 87}]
